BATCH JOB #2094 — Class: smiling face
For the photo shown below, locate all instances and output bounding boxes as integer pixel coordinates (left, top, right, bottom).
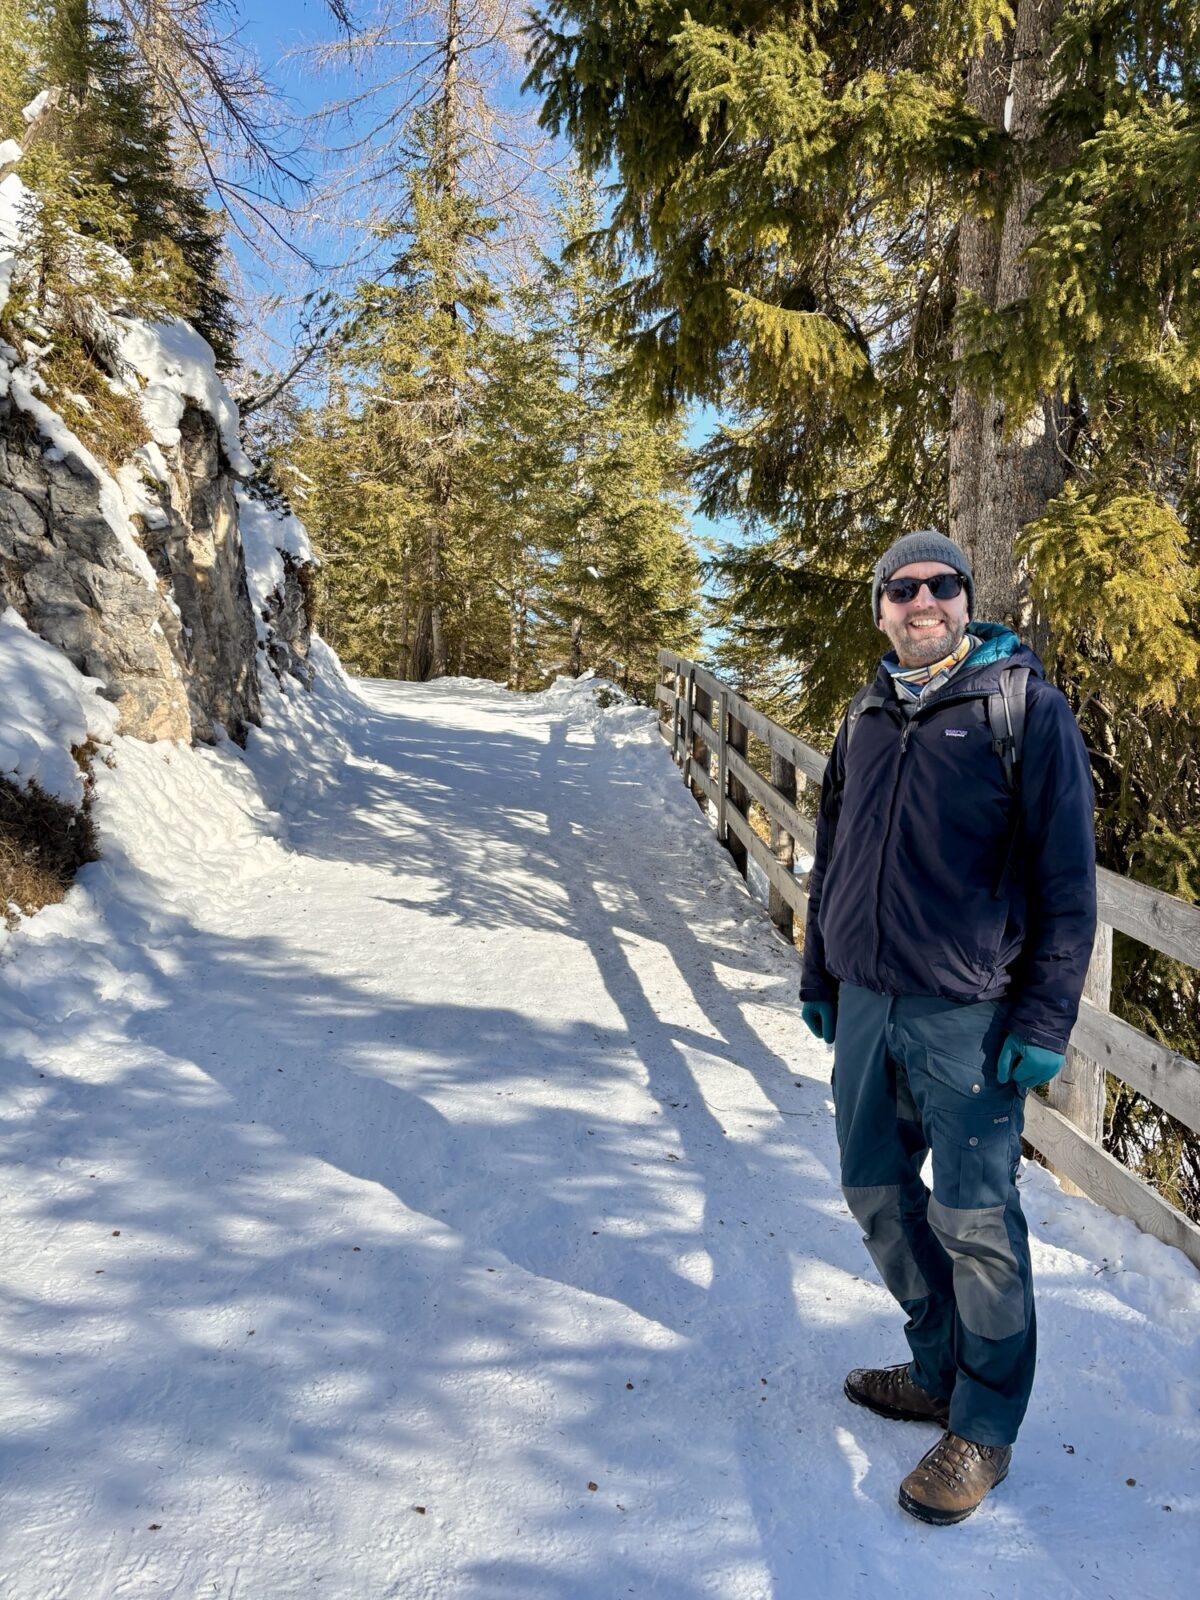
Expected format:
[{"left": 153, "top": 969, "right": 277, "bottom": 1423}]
[{"left": 877, "top": 560, "right": 970, "bottom": 668}]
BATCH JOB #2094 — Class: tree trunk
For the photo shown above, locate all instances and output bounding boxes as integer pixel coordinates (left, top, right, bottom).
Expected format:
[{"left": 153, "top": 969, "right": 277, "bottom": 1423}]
[
  {"left": 411, "top": 601, "right": 433, "bottom": 681},
  {"left": 428, "top": 522, "right": 448, "bottom": 679},
  {"left": 509, "top": 569, "right": 526, "bottom": 690},
  {"left": 456, "top": 584, "right": 470, "bottom": 676},
  {"left": 569, "top": 614, "right": 583, "bottom": 677},
  {"left": 951, "top": 0, "right": 1067, "bottom": 644},
  {"left": 399, "top": 534, "right": 412, "bottom": 679},
  {"left": 409, "top": 525, "right": 449, "bottom": 681},
  {"left": 949, "top": 33, "right": 1008, "bottom": 574},
  {"left": 422, "top": 0, "right": 459, "bottom": 685}
]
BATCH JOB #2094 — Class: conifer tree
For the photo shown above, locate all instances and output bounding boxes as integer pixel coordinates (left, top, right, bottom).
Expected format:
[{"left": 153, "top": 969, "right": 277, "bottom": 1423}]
[
  {"left": 2, "top": 1, "right": 234, "bottom": 367},
  {"left": 48, "top": 0, "right": 235, "bottom": 363},
  {"left": 333, "top": 104, "right": 499, "bottom": 680},
  {"left": 284, "top": 378, "right": 423, "bottom": 679},
  {"left": 527, "top": 0, "right": 1199, "bottom": 696},
  {"left": 467, "top": 298, "right": 569, "bottom": 687},
  {"left": 528, "top": 171, "right": 701, "bottom": 690},
  {"left": 0, "top": 0, "right": 37, "bottom": 135},
  {"left": 295, "top": 163, "right": 701, "bottom": 695}
]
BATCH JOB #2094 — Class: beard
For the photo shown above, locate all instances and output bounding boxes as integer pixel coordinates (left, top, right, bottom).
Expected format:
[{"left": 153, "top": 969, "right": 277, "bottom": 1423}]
[{"left": 882, "top": 611, "right": 968, "bottom": 668}]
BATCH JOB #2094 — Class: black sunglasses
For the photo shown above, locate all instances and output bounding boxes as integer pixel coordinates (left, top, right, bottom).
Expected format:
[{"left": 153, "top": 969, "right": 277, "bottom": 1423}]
[{"left": 881, "top": 572, "right": 967, "bottom": 605}]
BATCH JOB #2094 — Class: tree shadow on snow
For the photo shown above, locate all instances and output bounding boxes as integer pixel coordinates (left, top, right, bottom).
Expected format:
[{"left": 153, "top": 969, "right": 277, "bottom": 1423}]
[{"left": 0, "top": 682, "right": 1194, "bottom": 1598}]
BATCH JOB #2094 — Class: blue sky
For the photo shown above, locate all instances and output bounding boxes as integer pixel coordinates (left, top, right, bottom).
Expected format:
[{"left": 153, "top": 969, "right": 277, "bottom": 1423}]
[{"left": 239, "top": 1, "right": 339, "bottom": 107}]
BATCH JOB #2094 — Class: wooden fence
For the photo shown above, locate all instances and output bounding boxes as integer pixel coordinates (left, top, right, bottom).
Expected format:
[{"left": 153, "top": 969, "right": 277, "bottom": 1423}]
[{"left": 657, "top": 648, "right": 1200, "bottom": 1271}]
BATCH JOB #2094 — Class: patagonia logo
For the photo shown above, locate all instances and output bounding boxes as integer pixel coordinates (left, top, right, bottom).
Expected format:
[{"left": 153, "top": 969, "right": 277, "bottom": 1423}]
[{"left": 944, "top": 729, "right": 969, "bottom": 738}]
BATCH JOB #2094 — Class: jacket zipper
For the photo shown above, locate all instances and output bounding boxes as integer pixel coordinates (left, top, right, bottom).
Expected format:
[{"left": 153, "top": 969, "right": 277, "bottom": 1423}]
[{"left": 870, "top": 712, "right": 912, "bottom": 971}]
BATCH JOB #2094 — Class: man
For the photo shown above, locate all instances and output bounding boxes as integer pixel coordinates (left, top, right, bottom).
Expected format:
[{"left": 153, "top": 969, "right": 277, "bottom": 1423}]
[{"left": 799, "top": 530, "right": 1096, "bottom": 1524}]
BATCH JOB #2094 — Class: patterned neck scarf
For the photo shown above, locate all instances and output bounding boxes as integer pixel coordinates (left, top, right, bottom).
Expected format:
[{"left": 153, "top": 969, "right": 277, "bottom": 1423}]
[{"left": 887, "top": 632, "right": 977, "bottom": 703}]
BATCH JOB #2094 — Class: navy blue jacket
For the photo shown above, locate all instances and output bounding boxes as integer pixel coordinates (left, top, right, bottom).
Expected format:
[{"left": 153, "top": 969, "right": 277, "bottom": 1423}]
[{"left": 800, "top": 625, "right": 1097, "bottom": 1053}]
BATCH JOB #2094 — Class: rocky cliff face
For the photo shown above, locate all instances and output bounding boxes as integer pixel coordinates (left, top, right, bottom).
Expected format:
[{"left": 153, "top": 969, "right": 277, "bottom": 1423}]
[
  {"left": 0, "top": 391, "right": 192, "bottom": 741},
  {"left": 0, "top": 392, "right": 280, "bottom": 744},
  {"left": 0, "top": 135, "right": 318, "bottom": 752},
  {"left": 0, "top": 317, "right": 315, "bottom": 750},
  {"left": 143, "top": 400, "right": 263, "bottom": 741}
]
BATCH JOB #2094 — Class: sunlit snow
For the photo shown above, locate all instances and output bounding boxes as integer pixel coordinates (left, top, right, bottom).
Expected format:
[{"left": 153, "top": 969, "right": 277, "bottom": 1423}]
[{"left": 1, "top": 659, "right": 1197, "bottom": 1598}]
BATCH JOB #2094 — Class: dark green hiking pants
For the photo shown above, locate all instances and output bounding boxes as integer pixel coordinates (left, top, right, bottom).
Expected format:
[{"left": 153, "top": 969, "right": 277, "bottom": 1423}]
[{"left": 833, "top": 983, "right": 1036, "bottom": 1447}]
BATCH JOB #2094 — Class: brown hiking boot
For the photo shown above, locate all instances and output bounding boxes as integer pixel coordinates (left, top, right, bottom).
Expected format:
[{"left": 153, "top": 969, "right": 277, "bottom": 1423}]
[
  {"left": 898, "top": 1431, "right": 1012, "bottom": 1525},
  {"left": 844, "top": 1363, "right": 950, "bottom": 1426}
]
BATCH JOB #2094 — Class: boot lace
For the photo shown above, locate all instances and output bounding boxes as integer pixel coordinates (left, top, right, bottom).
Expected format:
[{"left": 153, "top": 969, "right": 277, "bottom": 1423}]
[{"left": 924, "top": 1433, "right": 992, "bottom": 1489}]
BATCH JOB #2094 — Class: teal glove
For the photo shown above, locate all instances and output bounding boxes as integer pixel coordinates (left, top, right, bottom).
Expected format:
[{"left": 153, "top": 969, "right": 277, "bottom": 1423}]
[
  {"left": 997, "top": 1034, "right": 1065, "bottom": 1089},
  {"left": 801, "top": 1000, "right": 837, "bottom": 1046}
]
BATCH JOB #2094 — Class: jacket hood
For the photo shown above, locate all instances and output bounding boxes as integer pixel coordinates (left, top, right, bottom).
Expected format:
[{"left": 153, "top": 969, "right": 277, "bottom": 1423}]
[{"left": 875, "top": 621, "right": 1044, "bottom": 695}]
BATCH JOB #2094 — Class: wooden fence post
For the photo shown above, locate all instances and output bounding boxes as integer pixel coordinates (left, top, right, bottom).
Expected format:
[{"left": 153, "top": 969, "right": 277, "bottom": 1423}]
[
  {"left": 1047, "top": 922, "right": 1113, "bottom": 1195},
  {"left": 657, "top": 662, "right": 673, "bottom": 743},
  {"left": 716, "top": 689, "right": 729, "bottom": 843},
  {"left": 726, "top": 707, "right": 749, "bottom": 881},
  {"left": 681, "top": 667, "right": 696, "bottom": 791},
  {"left": 769, "top": 750, "right": 797, "bottom": 940},
  {"left": 692, "top": 685, "right": 712, "bottom": 810}
]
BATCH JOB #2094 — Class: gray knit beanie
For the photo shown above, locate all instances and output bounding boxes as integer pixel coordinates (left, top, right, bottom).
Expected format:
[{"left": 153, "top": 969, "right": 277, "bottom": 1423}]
[{"left": 872, "top": 531, "right": 975, "bottom": 621}]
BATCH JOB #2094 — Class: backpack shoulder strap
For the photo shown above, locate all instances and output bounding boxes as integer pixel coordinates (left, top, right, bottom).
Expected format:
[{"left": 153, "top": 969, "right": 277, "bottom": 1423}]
[
  {"left": 845, "top": 685, "right": 888, "bottom": 753},
  {"left": 986, "top": 665, "right": 1030, "bottom": 794},
  {"left": 988, "top": 665, "right": 1031, "bottom": 897},
  {"left": 822, "top": 684, "right": 885, "bottom": 852}
]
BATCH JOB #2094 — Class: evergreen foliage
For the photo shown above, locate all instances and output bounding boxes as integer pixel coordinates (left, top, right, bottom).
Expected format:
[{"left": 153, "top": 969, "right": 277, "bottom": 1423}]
[
  {"left": 1, "top": 0, "right": 234, "bottom": 368},
  {"left": 281, "top": 168, "right": 701, "bottom": 697},
  {"left": 291, "top": 103, "right": 501, "bottom": 680},
  {"left": 527, "top": 0, "right": 994, "bottom": 730},
  {"left": 0, "top": 0, "right": 36, "bottom": 133},
  {"left": 523, "top": 173, "right": 700, "bottom": 690},
  {"left": 467, "top": 299, "right": 571, "bottom": 688},
  {"left": 1020, "top": 489, "right": 1199, "bottom": 717}
]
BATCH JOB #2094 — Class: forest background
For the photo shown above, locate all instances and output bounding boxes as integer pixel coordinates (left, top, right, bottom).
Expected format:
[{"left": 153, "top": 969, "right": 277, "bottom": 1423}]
[{"left": 0, "top": 1, "right": 1197, "bottom": 1212}]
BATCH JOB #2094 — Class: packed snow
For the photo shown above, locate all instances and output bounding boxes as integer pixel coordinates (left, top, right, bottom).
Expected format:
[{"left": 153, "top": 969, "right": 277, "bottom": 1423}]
[{"left": 1, "top": 658, "right": 1197, "bottom": 1599}]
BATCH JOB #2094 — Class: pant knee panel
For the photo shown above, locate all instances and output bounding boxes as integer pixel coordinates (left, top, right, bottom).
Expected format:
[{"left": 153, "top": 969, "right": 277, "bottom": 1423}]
[
  {"left": 927, "top": 1195, "right": 1027, "bottom": 1341},
  {"left": 843, "top": 1183, "right": 930, "bottom": 1304}
]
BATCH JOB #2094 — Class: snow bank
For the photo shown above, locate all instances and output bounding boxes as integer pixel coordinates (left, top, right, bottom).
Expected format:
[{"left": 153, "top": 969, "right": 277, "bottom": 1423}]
[
  {"left": 0, "top": 607, "right": 118, "bottom": 804},
  {"left": 533, "top": 671, "right": 657, "bottom": 746}
]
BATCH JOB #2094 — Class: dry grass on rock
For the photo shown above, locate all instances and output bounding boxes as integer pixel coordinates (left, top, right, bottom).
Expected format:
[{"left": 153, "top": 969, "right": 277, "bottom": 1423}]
[
  {"left": 0, "top": 763, "right": 99, "bottom": 927},
  {"left": 38, "top": 339, "right": 148, "bottom": 471}
]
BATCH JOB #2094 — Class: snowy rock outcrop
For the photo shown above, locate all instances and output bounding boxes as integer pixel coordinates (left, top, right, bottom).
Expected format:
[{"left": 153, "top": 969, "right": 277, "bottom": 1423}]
[
  {"left": 0, "top": 162, "right": 314, "bottom": 748},
  {"left": 237, "top": 489, "right": 316, "bottom": 689},
  {"left": 0, "top": 391, "right": 195, "bottom": 740}
]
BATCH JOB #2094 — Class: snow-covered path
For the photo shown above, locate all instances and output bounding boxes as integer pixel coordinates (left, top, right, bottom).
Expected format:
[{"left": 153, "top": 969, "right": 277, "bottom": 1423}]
[{"left": 2, "top": 669, "right": 1197, "bottom": 1599}]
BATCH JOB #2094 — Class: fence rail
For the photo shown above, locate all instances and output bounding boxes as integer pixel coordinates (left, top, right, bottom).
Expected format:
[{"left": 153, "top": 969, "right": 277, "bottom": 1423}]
[{"left": 657, "top": 648, "right": 1200, "bottom": 1271}]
